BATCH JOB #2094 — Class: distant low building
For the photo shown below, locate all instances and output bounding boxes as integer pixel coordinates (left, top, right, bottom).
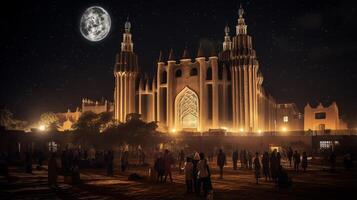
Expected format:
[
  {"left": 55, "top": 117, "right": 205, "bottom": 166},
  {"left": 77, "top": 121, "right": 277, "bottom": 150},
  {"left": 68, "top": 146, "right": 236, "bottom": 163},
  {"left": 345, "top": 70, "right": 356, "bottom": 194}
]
[
  {"left": 304, "top": 102, "right": 347, "bottom": 131},
  {"left": 56, "top": 98, "right": 114, "bottom": 131},
  {"left": 276, "top": 103, "right": 303, "bottom": 131}
]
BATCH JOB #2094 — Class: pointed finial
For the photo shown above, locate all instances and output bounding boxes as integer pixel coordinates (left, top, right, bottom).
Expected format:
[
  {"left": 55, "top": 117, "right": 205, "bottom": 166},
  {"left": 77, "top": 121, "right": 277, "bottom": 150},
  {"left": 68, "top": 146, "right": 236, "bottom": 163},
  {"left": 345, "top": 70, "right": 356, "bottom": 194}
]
[
  {"left": 239, "top": 3, "right": 244, "bottom": 18},
  {"left": 197, "top": 42, "right": 204, "bottom": 58},
  {"left": 168, "top": 48, "right": 175, "bottom": 61},
  {"left": 125, "top": 15, "right": 131, "bottom": 33},
  {"left": 182, "top": 46, "right": 189, "bottom": 59},
  {"left": 158, "top": 50, "right": 163, "bottom": 62},
  {"left": 224, "top": 24, "right": 230, "bottom": 36}
]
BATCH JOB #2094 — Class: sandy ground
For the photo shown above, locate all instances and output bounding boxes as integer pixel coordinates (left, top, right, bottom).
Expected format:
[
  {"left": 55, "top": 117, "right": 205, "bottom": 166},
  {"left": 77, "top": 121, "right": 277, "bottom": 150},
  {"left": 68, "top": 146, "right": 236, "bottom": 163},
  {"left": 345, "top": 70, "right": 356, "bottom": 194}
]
[{"left": 1, "top": 161, "right": 356, "bottom": 200}]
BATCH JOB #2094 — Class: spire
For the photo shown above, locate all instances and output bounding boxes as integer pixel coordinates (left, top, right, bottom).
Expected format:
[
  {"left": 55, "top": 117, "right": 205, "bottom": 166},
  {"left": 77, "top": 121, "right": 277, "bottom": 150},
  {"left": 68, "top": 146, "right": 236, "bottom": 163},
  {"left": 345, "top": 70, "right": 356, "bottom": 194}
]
[
  {"left": 158, "top": 50, "right": 163, "bottom": 63},
  {"left": 168, "top": 48, "right": 175, "bottom": 61},
  {"left": 223, "top": 24, "right": 232, "bottom": 51},
  {"left": 125, "top": 16, "right": 131, "bottom": 33},
  {"left": 181, "top": 46, "right": 189, "bottom": 59},
  {"left": 236, "top": 3, "right": 247, "bottom": 35},
  {"left": 225, "top": 24, "right": 230, "bottom": 36},
  {"left": 197, "top": 43, "right": 205, "bottom": 58}
]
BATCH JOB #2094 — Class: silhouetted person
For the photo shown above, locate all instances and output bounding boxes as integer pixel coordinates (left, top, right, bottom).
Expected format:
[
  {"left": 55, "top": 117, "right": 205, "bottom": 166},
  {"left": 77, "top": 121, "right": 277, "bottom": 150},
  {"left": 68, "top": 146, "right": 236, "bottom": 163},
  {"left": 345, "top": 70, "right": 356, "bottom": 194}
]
[
  {"left": 254, "top": 152, "right": 261, "bottom": 184},
  {"left": 154, "top": 152, "right": 165, "bottom": 183},
  {"left": 293, "top": 151, "right": 301, "bottom": 172},
  {"left": 270, "top": 150, "right": 278, "bottom": 182},
  {"left": 232, "top": 150, "right": 238, "bottom": 170},
  {"left": 121, "top": 150, "right": 129, "bottom": 172},
  {"left": 277, "top": 152, "right": 281, "bottom": 167},
  {"left": 287, "top": 147, "right": 293, "bottom": 167},
  {"left": 217, "top": 149, "right": 226, "bottom": 179},
  {"left": 277, "top": 165, "right": 292, "bottom": 189},
  {"left": 301, "top": 152, "right": 308, "bottom": 172},
  {"left": 248, "top": 151, "right": 253, "bottom": 170},
  {"left": 48, "top": 153, "right": 58, "bottom": 188},
  {"left": 197, "top": 153, "right": 212, "bottom": 198},
  {"left": 182, "top": 157, "right": 193, "bottom": 193},
  {"left": 192, "top": 152, "right": 200, "bottom": 195},
  {"left": 164, "top": 149, "right": 174, "bottom": 183},
  {"left": 262, "top": 151, "right": 270, "bottom": 181},
  {"left": 106, "top": 150, "right": 114, "bottom": 176},
  {"left": 178, "top": 149, "right": 185, "bottom": 174}
]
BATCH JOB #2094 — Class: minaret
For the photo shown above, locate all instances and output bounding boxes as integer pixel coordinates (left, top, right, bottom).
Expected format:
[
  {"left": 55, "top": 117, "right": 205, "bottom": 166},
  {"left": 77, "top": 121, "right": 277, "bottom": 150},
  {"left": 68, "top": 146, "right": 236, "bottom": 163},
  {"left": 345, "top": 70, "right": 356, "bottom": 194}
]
[
  {"left": 223, "top": 24, "right": 232, "bottom": 51},
  {"left": 114, "top": 17, "right": 139, "bottom": 122},
  {"left": 229, "top": 4, "right": 260, "bottom": 132}
]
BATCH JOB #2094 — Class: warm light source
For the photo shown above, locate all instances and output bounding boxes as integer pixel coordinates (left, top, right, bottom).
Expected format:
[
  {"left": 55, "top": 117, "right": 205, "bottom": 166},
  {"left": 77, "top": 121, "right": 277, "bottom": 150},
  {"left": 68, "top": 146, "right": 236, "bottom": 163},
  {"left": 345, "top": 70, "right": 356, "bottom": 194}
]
[
  {"left": 39, "top": 125, "right": 46, "bottom": 131},
  {"left": 221, "top": 127, "right": 227, "bottom": 131},
  {"left": 170, "top": 128, "right": 176, "bottom": 134},
  {"left": 258, "top": 129, "right": 262, "bottom": 135},
  {"left": 239, "top": 128, "right": 244, "bottom": 132},
  {"left": 281, "top": 127, "right": 288, "bottom": 132}
]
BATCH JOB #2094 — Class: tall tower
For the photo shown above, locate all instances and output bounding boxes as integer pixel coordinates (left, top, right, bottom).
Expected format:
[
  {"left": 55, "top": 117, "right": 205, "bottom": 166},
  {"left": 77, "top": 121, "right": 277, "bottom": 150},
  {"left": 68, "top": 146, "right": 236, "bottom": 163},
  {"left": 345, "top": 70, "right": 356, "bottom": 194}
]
[
  {"left": 114, "top": 17, "right": 139, "bottom": 122},
  {"left": 230, "top": 4, "right": 260, "bottom": 132}
]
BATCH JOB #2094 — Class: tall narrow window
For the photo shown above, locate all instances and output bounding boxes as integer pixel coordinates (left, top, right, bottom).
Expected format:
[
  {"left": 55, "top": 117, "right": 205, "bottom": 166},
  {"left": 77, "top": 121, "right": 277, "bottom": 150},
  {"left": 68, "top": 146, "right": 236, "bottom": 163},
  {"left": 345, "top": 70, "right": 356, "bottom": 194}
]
[
  {"left": 161, "top": 71, "right": 167, "bottom": 84},
  {"left": 206, "top": 67, "right": 212, "bottom": 80}
]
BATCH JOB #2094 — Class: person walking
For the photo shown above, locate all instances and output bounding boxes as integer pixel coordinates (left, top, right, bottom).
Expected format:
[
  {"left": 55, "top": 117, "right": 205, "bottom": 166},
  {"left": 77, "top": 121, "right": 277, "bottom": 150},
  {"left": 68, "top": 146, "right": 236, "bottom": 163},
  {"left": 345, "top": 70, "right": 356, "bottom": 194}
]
[
  {"left": 217, "top": 149, "right": 226, "bottom": 179},
  {"left": 301, "top": 152, "right": 308, "bottom": 172},
  {"left": 248, "top": 151, "right": 253, "bottom": 170},
  {"left": 192, "top": 152, "right": 200, "bottom": 195},
  {"left": 287, "top": 147, "right": 293, "bottom": 167},
  {"left": 293, "top": 151, "right": 301, "bottom": 173},
  {"left": 182, "top": 157, "right": 193, "bottom": 193},
  {"left": 197, "top": 153, "right": 212, "bottom": 198},
  {"left": 254, "top": 152, "right": 261, "bottom": 184},
  {"left": 270, "top": 150, "right": 278, "bottom": 182},
  {"left": 178, "top": 149, "right": 185, "bottom": 174},
  {"left": 154, "top": 152, "right": 165, "bottom": 183},
  {"left": 232, "top": 150, "right": 238, "bottom": 170},
  {"left": 121, "top": 150, "right": 129, "bottom": 172},
  {"left": 164, "top": 149, "right": 174, "bottom": 183},
  {"left": 262, "top": 151, "right": 270, "bottom": 181}
]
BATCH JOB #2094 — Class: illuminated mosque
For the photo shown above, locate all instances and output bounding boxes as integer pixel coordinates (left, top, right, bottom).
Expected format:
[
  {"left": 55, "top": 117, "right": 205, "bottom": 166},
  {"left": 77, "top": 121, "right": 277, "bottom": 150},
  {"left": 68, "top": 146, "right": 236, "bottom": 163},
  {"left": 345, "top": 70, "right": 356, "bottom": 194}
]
[{"left": 113, "top": 5, "right": 277, "bottom": 133}]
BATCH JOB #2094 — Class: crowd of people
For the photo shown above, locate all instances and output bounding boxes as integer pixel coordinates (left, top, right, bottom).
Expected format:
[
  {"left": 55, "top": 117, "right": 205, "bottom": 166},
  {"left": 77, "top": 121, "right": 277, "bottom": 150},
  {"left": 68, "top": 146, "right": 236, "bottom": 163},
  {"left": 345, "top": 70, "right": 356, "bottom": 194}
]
[{"left": 0, "top": 144, "right": 355, "bottom": 199}]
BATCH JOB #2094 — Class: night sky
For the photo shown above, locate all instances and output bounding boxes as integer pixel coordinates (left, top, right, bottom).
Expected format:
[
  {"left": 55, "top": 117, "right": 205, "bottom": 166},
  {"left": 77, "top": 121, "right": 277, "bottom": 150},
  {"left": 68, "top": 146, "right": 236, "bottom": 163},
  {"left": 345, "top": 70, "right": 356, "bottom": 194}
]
[{"left": 1, "top": 0, "right": 357, "bottom": 127}]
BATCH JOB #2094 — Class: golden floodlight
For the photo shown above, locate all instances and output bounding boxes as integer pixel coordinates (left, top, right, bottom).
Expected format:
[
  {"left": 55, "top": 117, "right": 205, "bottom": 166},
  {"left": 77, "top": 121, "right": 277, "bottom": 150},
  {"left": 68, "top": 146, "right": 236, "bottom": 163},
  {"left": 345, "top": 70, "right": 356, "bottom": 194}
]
[{"left": 39, "top": 125, "right": 46, "bottom": 131}]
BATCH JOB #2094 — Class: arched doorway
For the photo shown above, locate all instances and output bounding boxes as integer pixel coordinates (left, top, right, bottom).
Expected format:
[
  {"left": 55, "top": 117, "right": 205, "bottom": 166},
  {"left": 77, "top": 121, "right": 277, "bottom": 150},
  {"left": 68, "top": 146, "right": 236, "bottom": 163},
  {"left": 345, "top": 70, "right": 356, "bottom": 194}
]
[{"left": 175, "top": 87, "right": 199, "bottom": 131}]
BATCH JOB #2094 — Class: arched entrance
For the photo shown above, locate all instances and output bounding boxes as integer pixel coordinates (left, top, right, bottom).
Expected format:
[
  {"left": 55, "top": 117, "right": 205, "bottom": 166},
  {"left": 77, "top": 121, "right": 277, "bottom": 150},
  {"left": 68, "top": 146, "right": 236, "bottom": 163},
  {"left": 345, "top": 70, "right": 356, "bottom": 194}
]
[{"left": 175, "top": 87, "right": 199, "bottom": 131}]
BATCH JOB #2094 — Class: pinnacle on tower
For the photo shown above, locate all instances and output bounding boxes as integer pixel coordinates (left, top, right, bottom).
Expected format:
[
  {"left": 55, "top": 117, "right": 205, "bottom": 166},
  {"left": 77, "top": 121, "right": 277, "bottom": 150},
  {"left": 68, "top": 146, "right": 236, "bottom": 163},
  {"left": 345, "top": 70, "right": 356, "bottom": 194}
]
[
  {"left": 158, "top": 50, "right": 163, "bottom": 63},
  {"left": 236, "top": 3, "right": 247, "bottom": 35},
  {"left": 168, "top": 48, "right": 175, "bottom": 61},
  {"left": 197, "top": 43, "right": 205, "bottom": 58},
  {"left": 125, "top": 16, "right": 131, "bottom": 33},
  {"left": 181, "top": 46, "right": 189, "bottom": 59},
  {"left": 225, "top": 24, "right": 230, "bottom": 36}
]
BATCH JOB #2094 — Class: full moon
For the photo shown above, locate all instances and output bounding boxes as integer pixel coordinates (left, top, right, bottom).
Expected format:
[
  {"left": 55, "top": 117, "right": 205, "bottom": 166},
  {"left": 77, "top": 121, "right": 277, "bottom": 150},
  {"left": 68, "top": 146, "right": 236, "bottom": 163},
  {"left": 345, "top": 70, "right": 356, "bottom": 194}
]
[{"left": 80, "top": 6, "right": 111, "bottom": 42}]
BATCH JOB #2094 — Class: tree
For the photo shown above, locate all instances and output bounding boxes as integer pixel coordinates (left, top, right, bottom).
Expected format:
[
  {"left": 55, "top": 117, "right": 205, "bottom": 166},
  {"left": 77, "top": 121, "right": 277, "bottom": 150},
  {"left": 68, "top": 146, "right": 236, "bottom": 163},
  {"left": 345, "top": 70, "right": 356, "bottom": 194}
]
[
  {"left": 0, "top": 107, "right": 27, "bottom": 130},
  {"left": 39, "top": 112, "right": 60, "bottom": 130},
  {"left": 72, "top": 111, "right": 98, "bottom": 132}
]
